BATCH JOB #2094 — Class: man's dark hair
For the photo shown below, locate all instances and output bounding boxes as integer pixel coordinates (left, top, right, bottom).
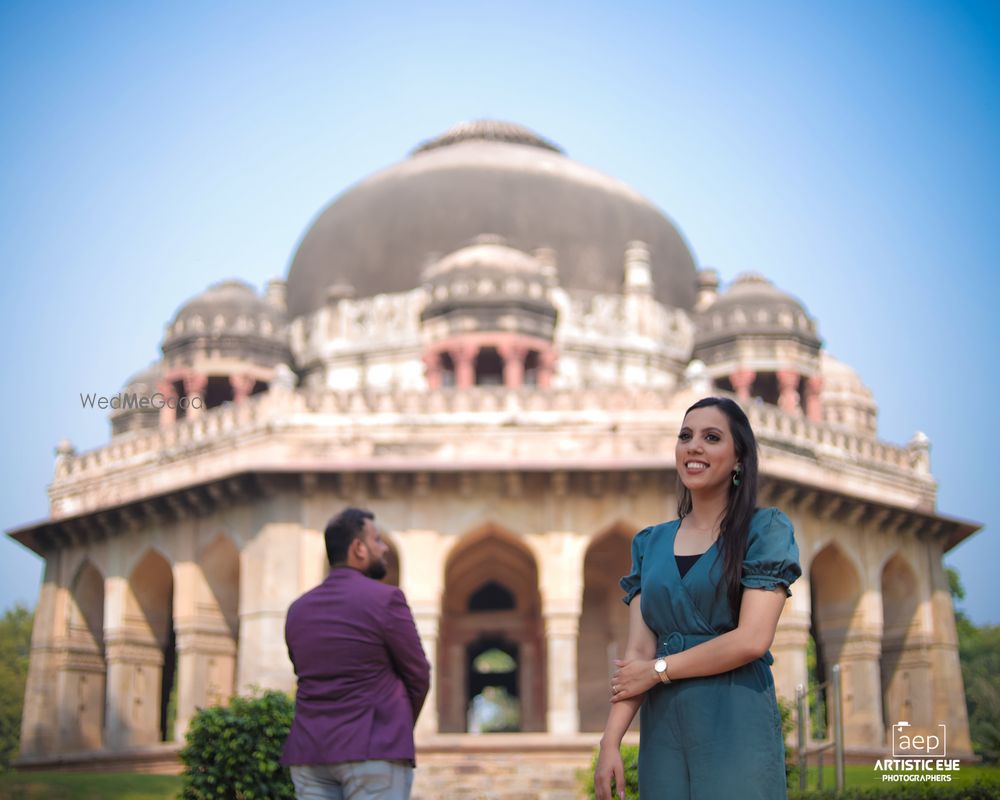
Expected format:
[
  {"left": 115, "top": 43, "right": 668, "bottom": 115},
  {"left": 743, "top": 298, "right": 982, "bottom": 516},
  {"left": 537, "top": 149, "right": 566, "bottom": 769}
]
[{"left": 324, "top": 507, "right": 375, "bottom": 566}]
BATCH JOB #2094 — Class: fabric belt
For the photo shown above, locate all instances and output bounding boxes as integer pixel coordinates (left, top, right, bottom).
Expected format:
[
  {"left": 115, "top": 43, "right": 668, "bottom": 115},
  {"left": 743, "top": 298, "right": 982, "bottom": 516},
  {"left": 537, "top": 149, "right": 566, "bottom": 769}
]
[{"left": 655, "top": 630, "right": 774, "bottom": 665}]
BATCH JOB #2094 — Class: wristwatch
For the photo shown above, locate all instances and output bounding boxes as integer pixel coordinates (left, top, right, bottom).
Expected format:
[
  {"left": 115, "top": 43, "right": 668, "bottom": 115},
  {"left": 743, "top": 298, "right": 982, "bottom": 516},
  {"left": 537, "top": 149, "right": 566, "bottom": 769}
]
[{"left": 653, "top": 657, "right": 671, "bottom": 684}]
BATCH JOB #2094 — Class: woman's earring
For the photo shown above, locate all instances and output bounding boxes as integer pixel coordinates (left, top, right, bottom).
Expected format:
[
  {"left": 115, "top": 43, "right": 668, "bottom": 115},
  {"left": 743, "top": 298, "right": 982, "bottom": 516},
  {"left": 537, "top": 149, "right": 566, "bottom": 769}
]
[{"left": 732, "top": 464, "right": 742, "bottom": 488}]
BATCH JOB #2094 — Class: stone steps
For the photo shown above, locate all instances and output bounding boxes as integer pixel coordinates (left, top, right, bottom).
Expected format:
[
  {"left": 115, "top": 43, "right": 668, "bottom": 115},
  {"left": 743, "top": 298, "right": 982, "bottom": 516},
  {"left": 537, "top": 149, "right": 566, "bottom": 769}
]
[{"left": 411, "top": 734, "right": 601, "bottom": 800}]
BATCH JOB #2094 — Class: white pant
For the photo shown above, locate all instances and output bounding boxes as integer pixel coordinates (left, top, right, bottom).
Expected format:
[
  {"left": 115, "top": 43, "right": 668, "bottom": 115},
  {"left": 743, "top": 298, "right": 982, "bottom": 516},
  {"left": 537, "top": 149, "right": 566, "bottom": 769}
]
[{"left": 290, "top": 761, "right": 414, "bottom": 800}]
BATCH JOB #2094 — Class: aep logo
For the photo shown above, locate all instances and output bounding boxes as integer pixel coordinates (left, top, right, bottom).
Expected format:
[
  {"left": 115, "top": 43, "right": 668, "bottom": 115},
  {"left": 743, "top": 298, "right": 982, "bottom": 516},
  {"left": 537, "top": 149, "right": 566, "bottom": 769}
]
[{"left": 891, "top": 721, "right": 947, "bottom": 757}]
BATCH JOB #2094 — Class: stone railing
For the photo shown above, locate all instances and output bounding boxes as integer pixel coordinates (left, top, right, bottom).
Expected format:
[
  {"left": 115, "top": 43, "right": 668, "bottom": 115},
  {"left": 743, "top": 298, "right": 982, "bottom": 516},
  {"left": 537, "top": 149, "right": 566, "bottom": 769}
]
[
  {"left": 747, "top": 403, "right": 918, "bottom": 473},
  {"left": 52, "top": 385, "right": 925, "bottom": 488}
]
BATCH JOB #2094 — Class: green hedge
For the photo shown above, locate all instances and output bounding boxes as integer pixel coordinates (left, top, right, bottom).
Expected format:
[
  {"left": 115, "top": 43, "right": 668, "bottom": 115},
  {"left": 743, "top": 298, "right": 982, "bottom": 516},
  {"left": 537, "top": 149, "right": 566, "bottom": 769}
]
[
  {"left": 179, "top": 690, "right": 294, "bottom": 800},
  {"left": 580, "top": 744, "right": 640, "bottom": 800},
  {"left": 789, "top": 780, "right": 1000, "bottom": 799},
  {"left": 581, "top": 743, "right": 1000, "bottom": 799}
]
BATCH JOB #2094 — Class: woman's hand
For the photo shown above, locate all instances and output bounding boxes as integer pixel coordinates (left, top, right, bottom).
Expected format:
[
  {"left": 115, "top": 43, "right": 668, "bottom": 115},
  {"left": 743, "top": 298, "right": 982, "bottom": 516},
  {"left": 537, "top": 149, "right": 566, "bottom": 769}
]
[
  {"left": 594, "top": 740, "right": 626, "bottom": 800},
  {"left": 610, "top": 658, "right": 657, "bottom": 702}
]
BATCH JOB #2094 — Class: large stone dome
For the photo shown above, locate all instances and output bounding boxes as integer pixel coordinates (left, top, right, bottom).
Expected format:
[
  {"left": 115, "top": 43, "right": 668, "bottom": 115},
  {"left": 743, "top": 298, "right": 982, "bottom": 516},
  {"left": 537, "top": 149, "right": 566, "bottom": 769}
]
[{"left": 286, "top": 121, "right": 698, "bottom": 318}]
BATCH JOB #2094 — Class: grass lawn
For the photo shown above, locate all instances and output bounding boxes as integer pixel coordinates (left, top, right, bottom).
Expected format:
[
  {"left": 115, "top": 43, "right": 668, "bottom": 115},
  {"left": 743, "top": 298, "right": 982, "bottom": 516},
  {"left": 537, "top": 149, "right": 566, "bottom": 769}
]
[
  {"left": 794, "top": 762, "right": 1000, "bottom": 791},
  {"left": 0, "top": 771, "right": 182, "bottom": 800}
]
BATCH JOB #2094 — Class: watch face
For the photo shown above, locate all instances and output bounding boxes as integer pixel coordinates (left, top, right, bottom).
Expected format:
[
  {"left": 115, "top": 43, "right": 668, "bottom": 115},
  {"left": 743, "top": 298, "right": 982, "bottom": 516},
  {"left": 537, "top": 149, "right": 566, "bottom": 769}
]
[{"left": 654, "top": 658, "right": 666, "bottom": 673}]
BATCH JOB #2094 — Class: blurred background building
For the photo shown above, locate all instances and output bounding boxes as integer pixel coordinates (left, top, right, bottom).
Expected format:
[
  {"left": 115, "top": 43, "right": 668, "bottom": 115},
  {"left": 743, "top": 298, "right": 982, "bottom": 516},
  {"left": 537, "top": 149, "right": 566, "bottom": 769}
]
[{"left": 8, "top": 121, "right": 978, "bottom": 793}]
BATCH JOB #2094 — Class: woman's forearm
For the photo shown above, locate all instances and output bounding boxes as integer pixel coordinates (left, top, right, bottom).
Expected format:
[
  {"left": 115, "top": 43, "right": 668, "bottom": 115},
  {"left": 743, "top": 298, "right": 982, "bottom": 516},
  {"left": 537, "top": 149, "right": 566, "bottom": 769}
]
[
  {"left": 600, "top": 694, "right": 643, "bottom": 747},
  {"left": 662, "top": 627, "right": 761, "bottom": 680}
]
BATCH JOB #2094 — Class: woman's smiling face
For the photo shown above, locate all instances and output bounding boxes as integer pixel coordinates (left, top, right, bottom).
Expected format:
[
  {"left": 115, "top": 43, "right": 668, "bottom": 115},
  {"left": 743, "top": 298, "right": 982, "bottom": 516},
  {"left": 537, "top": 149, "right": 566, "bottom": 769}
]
[{"left": 676, "top": 405, "right": 740, "bottom": 492}]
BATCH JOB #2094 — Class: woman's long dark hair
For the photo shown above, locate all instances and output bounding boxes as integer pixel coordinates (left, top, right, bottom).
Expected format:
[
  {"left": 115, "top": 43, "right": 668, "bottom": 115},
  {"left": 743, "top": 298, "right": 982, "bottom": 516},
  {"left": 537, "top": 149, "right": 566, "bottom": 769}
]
[{"left": 676, "top": 396, "right": 759, "bottom": 621}]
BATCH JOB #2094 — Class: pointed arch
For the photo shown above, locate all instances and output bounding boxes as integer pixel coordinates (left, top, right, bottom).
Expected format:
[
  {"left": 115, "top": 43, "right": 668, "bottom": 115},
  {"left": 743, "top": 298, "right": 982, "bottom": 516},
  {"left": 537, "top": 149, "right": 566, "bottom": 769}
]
[
  {"left": 58, "top": 559, "right": 106, "bottom": 751},
  {"left": 125, "top": 549, "right": 175, "bottom": 743},
  {"left": 199, "top": 534, "right": 240, "bottom": 640},
  {"left": 68, "top": 560, "right": 105, "bottom": 651},
  {"left": 808, "top": 541, "right": 863, "bottom": 740},
  {"left": 439, "top": 523, "right": 544, "bottom": 733},
  {"left": 578, "top": 521, "right": 634, "bottom": 732},
  {"left": 880, "top": 552, "right": 931, "bottom": 735}
]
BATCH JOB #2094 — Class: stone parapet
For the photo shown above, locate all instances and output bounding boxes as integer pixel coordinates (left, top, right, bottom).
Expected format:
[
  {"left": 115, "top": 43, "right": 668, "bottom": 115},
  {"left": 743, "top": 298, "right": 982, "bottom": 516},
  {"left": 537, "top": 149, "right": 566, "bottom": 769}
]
[{"left": 42, "top": 386, "right": 936, "bottom": 521}]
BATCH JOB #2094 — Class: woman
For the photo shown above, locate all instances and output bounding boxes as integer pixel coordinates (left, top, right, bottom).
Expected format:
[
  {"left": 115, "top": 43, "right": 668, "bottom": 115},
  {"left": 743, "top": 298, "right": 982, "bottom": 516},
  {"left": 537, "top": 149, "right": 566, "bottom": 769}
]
[{"left": 595, "top": 396, "right": 801, "bottom": 800}]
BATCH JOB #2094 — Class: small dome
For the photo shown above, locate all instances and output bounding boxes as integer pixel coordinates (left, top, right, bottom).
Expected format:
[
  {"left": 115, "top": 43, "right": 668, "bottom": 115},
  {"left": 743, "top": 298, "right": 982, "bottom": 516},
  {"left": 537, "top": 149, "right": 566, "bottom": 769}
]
[
  {"left": 423, "top": 236, "right": 553, "bottom": 283},
  {"left": 162, "top": 279, "right": 289, "bottom": 360},
  {"left": 696, "top": 272, "right": 820, "bottom": 347},
  {"left": 119, "top": 364, "right": 161, "bottom": 393},
  {"left": 420, "top": 239, "right": 557, "bottom": 341},
  {"left": 820, "top": 352, "right": 877, "bottom": 435},
  {"left": 110, "top": 364, "right": 162, "bottom": 436}
]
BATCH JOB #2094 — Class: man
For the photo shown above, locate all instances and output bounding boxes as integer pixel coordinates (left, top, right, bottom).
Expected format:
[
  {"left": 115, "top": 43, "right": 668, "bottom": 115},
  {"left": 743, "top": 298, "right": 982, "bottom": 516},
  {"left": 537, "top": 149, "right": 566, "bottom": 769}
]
[{"left": 282, "top": 507, "right": 431, "bottom": 799}]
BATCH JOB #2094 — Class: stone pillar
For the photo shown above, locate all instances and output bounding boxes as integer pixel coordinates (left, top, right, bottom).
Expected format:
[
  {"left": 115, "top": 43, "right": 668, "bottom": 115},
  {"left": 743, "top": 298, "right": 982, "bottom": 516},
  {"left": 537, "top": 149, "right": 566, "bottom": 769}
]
[
  {"left": 103, "top": 636, "right": 165, "bottom": 749},
  {"left": 172, "top": 559, "right": 237, "bottom": 740},
  {"left": 54, "top": 646, "right": 107, "bottom": 752},
  {"left": 450, "top": 343, "right": 479, "bottom": 389},
  {"left": 770, "top": 586, "right": 810, "bottom": 712},
  {"left": 237, "top": 520, "right": 310, "bottom": 693},
  {"left": 174, "top": 626, "right": 237, "bottom": 739},
  {"left": 19, "top": 556, "right": 64, "bottom": 757},
  {"left": 498, "top": 342, "right": 528, "bottom": 389},
  {"left": 804, "top": 375, "right": 823, "bottom": 421},
  {"left": 926, "top": 546, "right": 973, "bottom": 754},
  {"left": 776, "top": 370, "right": 801, "bottom": 414},
  {"left": 421, "top": 350, "right": 442, "bottom": 390},
  {"left": 55, "top": 564, "right": 108, "bottom": 753},
  {"left": 729, "top": 368, "right": 756, "bottom": 403},
  {"left": 157, "top": 379, "right": 178, "bottom": 426},
  {"left": 826, "top": 625, "right": 885, "bottom": 748},
  {"left": 543, "top": 609, "right": 580, "bottom": 734},
  {"left": 396, "top": 530, "right": 448, "bottom": 737},
  {"left": 230, "top": 373, "right": 256, "bottom": 404},
  {"left": 102, "top": 575, "right": 166, "bottom": 750},
  {"left": 183, "top": 372, "right": 208, "bottom": 418},
  {"left": 412, "top": 611, "right": 439, "bottom": 736},
  {"left": 537, "top": 348, "right": 558, "bottom": 389},
  {"left": 882, "top": 632, "right": 934, "bottom": 735},
  {"left": 533, "top": 531, "right": 586, "bottom": 734}
]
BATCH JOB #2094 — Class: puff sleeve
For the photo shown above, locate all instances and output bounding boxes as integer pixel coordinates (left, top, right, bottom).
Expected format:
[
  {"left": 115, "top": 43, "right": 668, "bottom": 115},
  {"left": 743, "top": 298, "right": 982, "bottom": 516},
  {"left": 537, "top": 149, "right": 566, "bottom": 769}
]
[
  {"left": 619, "top": 526, "right": 652, "bottom": 605},
  {"left": 741, "top": 508, "right": 802, "bottom": 596}
]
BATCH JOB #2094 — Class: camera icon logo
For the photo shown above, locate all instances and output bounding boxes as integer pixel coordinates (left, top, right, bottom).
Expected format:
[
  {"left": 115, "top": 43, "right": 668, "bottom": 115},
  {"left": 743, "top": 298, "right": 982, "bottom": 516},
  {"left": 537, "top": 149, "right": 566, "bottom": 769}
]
[{"left": 891, "top": 721, "right": 947, "bottom": 757}]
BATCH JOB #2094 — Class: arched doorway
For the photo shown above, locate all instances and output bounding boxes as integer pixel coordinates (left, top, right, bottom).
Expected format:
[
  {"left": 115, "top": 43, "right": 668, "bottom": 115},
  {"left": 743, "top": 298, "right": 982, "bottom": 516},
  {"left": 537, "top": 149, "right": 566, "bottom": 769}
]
[
  {"left": 880, "top": 552, "right": 931, "bottom": 738},
  {"left": 439, "top": 527, "right": 545, "bottom": 732},
  {"left": 122, "top": 550, "right": 175, "bottom": 745},
  {"left": 466, "top": 635, "right": 520, "bottom": 733},
  {"left": 577, "top": 525, "right": 633, "bottom": 732},
  {"left": 810, "top": 542, "right": 875, "bottom": 745},
  {"left": 59, "top": 560, "right": 106, "bottom": 750}
]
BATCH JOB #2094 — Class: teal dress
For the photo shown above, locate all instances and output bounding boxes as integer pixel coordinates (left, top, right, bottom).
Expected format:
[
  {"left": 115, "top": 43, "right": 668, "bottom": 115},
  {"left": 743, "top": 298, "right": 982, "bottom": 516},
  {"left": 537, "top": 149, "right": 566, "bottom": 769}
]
[{"left": 619, "top": 507, "right": 801, "bottom": 799}]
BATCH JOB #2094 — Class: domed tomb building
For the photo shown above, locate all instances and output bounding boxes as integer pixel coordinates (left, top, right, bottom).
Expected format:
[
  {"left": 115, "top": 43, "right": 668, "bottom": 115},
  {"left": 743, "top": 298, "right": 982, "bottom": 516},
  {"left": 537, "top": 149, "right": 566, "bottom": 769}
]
[{"left": 9, "top": 121, "right": 978, "bottom": 788}]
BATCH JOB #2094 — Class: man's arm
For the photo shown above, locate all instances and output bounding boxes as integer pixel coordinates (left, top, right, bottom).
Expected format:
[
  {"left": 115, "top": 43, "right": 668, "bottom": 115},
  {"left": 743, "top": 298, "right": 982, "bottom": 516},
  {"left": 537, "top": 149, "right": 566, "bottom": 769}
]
[{"left": 383, "top": 589, "right": 431, "bottom": 722}]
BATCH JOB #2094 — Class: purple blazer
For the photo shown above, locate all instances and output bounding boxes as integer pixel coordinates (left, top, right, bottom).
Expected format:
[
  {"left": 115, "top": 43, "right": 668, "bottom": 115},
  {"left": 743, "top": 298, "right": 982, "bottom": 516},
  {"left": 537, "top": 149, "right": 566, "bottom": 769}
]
[{"left": 281, "top": 567, "right": 431, "bottom": 766}]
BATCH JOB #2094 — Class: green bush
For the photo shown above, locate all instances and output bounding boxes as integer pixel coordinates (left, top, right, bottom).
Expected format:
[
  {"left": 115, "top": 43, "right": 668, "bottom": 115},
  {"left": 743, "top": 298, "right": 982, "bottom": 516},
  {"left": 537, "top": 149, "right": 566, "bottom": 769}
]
[
  {"left": 581, "top": 744, "right": 640, "bottom": 800},
  {"left": 789, "top": 777, "right": 1000, "bottom": 799},
  {"left": 179, "top": 689, "right": 294, "bottom": 800},
  {"left": 0, "top": 604, "right": 33, "bottom": 773}
]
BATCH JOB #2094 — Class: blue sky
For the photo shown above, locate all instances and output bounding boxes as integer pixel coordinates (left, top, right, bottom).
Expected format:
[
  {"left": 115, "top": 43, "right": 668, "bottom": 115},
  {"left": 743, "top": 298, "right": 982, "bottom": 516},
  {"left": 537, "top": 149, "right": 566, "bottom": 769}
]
[{"left": 1, "top": 0, "right": 997, "bottom": 623}]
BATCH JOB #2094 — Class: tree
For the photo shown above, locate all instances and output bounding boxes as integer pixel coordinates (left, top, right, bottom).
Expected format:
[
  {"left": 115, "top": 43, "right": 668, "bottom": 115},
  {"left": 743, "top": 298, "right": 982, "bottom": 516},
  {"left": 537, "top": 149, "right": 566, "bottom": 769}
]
[
  {"left": 0, "top": 604, "right": 33, "bottom": 771},
  {"left": 948, "top": 566, "right": 1000, "bottom": 762}
]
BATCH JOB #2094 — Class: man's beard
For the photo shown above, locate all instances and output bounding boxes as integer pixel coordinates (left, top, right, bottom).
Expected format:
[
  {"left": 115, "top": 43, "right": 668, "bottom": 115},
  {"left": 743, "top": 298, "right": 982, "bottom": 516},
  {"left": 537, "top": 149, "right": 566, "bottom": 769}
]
[{"left": 364, "top": 558, "right": 388, "bottom": 580}]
